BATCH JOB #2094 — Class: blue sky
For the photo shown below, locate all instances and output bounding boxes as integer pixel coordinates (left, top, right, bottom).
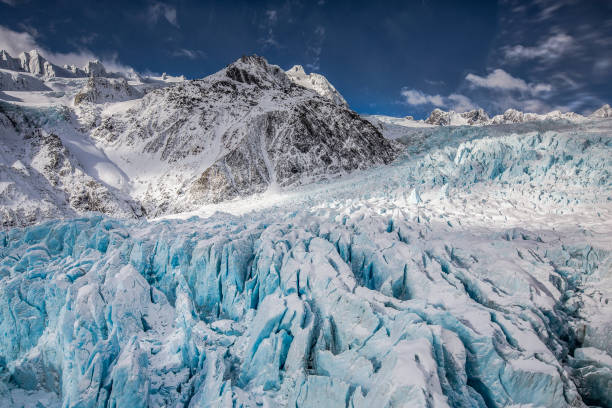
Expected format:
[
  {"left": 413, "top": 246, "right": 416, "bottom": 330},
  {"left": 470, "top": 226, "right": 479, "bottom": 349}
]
[{"left": 1, "top": 0, "right": 610, "bottom": 118}]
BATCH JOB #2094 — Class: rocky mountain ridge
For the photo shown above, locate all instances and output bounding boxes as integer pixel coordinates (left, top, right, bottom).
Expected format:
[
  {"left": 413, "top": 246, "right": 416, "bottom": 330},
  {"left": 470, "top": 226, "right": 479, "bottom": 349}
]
[
  {"left": 0, "top": 49, "right": 112, "bottom": 79},
  {"left": 424, "top": 105, "right": 609, "bottom": 126}
]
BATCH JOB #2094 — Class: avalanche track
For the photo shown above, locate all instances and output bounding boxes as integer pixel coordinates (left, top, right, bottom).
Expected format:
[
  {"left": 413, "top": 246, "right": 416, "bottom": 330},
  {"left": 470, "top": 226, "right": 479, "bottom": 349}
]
[{"left": 1, "top": 120, "right": 611, "bottom": 407}]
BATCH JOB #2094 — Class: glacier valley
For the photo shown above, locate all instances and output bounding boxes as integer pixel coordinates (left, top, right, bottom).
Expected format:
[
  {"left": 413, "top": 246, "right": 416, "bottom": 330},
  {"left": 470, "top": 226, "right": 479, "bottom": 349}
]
[{"left": 1, "top": 116, "right": 611, "bottom": 407}]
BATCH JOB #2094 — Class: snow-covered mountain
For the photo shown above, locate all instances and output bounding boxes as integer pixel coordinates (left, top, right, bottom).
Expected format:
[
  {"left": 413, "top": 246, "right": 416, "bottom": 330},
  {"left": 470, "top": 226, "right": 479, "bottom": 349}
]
[
  {"left": 89, "top": 55, "right": 396, "bottom": 215},
  {"left": 0, "top": 52, "right": 397, "bottom": 225}
]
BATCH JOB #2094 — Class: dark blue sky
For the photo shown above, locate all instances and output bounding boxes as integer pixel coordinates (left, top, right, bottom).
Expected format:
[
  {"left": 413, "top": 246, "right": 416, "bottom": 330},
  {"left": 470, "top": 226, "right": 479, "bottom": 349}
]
[{"left": 1, "top": 0, "right": 611, "bottom": 117}]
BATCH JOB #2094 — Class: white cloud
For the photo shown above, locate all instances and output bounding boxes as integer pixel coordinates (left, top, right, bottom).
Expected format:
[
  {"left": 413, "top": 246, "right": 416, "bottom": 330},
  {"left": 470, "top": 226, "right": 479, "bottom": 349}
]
[
  {"left": 447, "top": 94, "right": 478, "bottom": 112},
  {"left": 172, "top": 48, "right": 206, "bottom": 59},
  {"left": 259, "top": 9, "right": 281, "bottom": 49},
  {"left": 147, "top": 1, "right": 179, "bottom": 28},
  {"left": 466, "top": 69, "right": 529, "bottom": 91},
  {"left": 0, "top": 25, "right": 134, "bottom": 74},
  {"left": 465, "top": 69, "right": 551, "bottom": 96},
  {"left": 503, "top": 33, "right": 574, "bottom": 61},
  {"left": 0, "top": 26, "right": 38, "bottom": 55},
  {"left": 306, "top": 26, "right": 326, "bottom": 71},
  {"left": 401, "top": 89, "right": 445, "bottom": 106},
  {"left": 265, "top": 10, "right": 278, "bottom": 23},
  {"left": 401, "top": 88, "right": 477, "bottom": 112}
]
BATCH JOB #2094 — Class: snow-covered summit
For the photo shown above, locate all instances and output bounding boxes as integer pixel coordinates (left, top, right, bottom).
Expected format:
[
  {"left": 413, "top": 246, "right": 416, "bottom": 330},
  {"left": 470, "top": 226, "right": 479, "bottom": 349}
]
[
  {"left": 222, "top": 54, "right": 292, "bottom": 89},
  {"left": 286, "top": 64, "right": 348, "bottom": 107},
  {"left": 425, "top": 108, "right": 469, "bottom": 126},
  {"left": 591, "top": 103, "right": 612, "bottom": 118}
]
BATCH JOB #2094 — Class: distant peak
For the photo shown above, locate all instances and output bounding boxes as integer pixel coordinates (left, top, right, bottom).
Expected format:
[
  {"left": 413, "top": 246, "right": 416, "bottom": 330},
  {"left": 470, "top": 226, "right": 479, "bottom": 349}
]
[
  {"left": 285, "top": 64, "right": 348, "bottom": 107},
  {"left": 288, "top": 65, "right": 306, "bottom": 76}
]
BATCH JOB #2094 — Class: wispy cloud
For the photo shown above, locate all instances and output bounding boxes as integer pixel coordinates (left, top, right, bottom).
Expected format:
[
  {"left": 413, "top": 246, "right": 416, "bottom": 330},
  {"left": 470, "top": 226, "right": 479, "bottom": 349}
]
[
  {"left": 147, "top": 1, "right": 179, "bottom": 28},
  {"left": 401, "top": 89, "right": 444, "bottom": 106},
  {"left": 0, "top": 0, "right": 22, "bottom": 6},
  {"left": 401, "top": 88, "right": 478, "bottom": 112},
  {"left": 259, "top": 9, "right": 281, "bottom": 48},
  {"left": 0, "top": 25, "right": 134, "bottom": 73},
  {"left": 306, "top": 26, "right": 325, "bottom": 71},
  {"left": 171, "top": 48, "right": 206, "bottom": 59},
  {"left": 503, "top": 33, "right": 575, "bottom": 62},
  {"left": 466, "top": 69, "right": 551, "bottom": 96},
  {"left": 424, "top": 79, "right": 445, "bottom": 86}
]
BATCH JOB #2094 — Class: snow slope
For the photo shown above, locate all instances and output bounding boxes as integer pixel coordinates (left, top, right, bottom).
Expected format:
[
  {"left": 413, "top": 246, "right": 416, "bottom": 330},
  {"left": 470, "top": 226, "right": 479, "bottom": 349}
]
[{"left": 0, "top": 118, "right": 611, "bottom": 407}]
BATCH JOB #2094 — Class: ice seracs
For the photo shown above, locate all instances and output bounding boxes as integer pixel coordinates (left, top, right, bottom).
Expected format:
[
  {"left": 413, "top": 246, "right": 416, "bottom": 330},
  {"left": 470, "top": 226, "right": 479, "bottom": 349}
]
[{"left": 0, "top": 117, "right": 610, "bottom": 407}]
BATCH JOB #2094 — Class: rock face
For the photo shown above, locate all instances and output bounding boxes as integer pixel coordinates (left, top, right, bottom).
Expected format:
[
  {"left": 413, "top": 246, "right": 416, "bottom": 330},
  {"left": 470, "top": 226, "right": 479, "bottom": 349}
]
[
  {"left": 0, "top": 53, "right": 397, "bottom": 224},
  {"left": 0, "top": 50, "right": 22, "bottom": 71},
  {"left": 285, "top": 64, "right": 348, "bottom": 107},
  {"left": 92, "top": 55, "right": 398, "bottom": 214}
]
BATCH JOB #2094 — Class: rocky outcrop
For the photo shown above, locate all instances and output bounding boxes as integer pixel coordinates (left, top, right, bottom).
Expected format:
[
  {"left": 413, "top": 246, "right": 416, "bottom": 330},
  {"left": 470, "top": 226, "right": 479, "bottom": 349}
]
[
  {"left": 74, "top": 77, "right": 141, "bottom": 105},
  {"left": 0, "top": 50, "right": 21, "bottom": 71}
]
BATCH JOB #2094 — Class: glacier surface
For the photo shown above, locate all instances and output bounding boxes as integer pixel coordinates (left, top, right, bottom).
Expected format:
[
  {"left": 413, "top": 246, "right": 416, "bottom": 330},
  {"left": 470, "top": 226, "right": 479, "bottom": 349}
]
[{"left": 1, "top": 120, "right": 612, "bottom": 407}]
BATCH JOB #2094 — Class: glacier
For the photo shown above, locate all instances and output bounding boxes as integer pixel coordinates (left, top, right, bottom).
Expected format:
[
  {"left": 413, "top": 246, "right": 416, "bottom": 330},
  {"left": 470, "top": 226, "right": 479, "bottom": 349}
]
[{"left": 1, "top": 118, "right": 611, "bottom": 407}]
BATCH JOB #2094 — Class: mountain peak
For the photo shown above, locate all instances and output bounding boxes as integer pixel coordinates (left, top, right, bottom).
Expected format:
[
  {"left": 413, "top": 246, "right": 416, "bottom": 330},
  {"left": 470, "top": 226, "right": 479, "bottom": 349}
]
[
  {"left": 223, "top": 54, "right": 291, "bottom": 89},
  {"left": 287, "top": 65, "right": 306, "bottom": 76},
  {"left": 285, "top": 64, "right": 348, "bottom": 107},
  {"left": 591, "top": 104, "right": 612, "bottom": 118}
]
